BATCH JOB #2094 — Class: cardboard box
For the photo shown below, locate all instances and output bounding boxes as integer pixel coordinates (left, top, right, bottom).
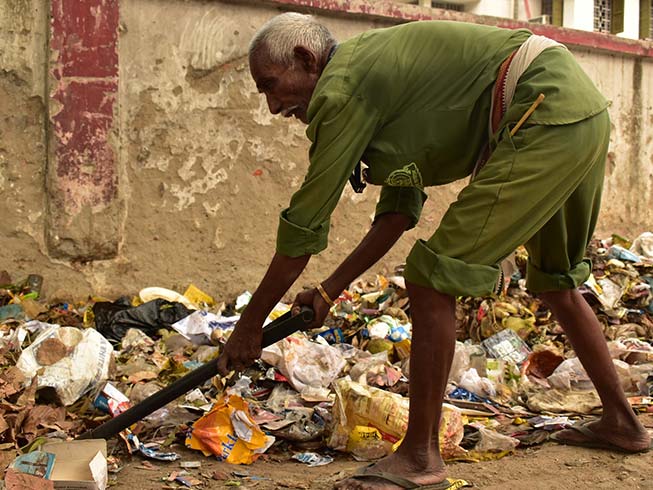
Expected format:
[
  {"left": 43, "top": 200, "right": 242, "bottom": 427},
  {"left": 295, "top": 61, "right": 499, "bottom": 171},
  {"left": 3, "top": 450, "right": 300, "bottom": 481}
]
[{"left": 40, "top": 440, "right": 107, "bottom": 490}]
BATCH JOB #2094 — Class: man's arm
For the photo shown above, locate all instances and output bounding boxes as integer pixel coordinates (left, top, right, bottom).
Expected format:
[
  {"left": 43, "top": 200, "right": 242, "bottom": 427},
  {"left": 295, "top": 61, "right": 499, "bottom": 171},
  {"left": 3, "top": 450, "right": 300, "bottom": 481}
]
[
  {"left": 217, "top": 252, "right": 310, "bottom": 375},
  {"left": 294, "top": 211, "right": 412, "bottom": 327},
  {"left": 324, "top": 212, "right": 412, "bottom": 296}
]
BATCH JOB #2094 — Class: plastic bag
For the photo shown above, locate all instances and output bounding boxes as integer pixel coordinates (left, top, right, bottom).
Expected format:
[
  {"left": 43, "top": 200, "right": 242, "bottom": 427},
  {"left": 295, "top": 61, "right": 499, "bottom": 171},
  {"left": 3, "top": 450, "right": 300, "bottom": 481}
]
[
  {"left": 466, "top": 426, "right": 519, "bottom": 461},
  {"left": 458, "top": 368, "right": 496, "bottom": 398},
  {"left": 527, "top": 388, "right": 601, "bottom": 414},
  {"left": 171, "top": 310, "right": 231, "bottom": 345},
  {"left": 583, "top": 275, "right": 626, "bottom": 316},
  {"left": 630, "top": 232, "right": 653, "bottom": 258},
  {"left": 328, "top": 378, "right": 409, "bottom": 451},
  {"left": 547, "top": 358, "right": 593, "bottom": 390},
  {"left": 328, "top": 378, "right": 466, "bottom": 460},
  {"left": 261, "top": 335, "right": 346, "bottom": 395},
  {"left": 545, "top": 357, "right": 640, "bottom": 392},
  {"left": 186, "top": 394, "right": 274, "bottom": 464},
  {"left": 481, "top": 329, "right": 531, "bottom": 365},
  {"left": 349, "top": 351, "right": 403, "bottom": 388},
  {"left": 292, "top": 452, "right": 333, "bottom": 466},
  {"left": 93, "top": 298, "right": 192, "bottom": 343},
  {"left": 16, "top": 326, "right": 113, "bottom": 405},
  {"left": 449, "top": 341, "right": 486, "bottom": 384},
  {"left": 609, "top": 338, "right": 653, "bottom": 364},
  {"left": 346, "top": 425, "right": 393, "bottom": 461},
  {"left": 139, "top": 286, "right": 198, "bottom": 310}
]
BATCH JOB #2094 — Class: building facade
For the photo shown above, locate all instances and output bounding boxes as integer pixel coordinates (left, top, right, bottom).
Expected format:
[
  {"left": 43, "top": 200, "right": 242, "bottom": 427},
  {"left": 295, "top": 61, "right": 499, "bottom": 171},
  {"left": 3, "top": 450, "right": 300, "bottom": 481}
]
[{"left": 412, "top": 0, "right": 653, "bottom": 40}]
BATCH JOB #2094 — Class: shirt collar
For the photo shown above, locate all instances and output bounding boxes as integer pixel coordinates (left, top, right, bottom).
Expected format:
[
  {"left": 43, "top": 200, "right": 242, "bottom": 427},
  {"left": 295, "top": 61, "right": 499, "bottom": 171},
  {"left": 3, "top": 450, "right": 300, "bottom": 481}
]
[{"left": 326, "top": 44, "right": 338, "bottom": 64}]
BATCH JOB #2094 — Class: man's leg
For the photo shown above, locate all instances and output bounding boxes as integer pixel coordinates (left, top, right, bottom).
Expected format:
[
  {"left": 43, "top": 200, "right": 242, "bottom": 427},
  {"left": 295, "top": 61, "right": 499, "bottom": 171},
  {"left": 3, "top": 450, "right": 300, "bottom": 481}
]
[
  {"left": 540, "top": 289, "right": 651, "bottom": 451},
  {"left": 335, "top": 282, "right": 456, "bottom": 490}
]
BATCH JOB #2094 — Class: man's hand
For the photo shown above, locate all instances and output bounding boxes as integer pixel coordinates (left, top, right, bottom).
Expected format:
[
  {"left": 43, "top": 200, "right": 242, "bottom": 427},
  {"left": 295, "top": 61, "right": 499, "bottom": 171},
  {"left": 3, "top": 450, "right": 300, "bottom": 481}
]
[
  {"left": 215, "top": 252, "right": 311, "bottom": 377},
  {"left": 216, "top": 321, "right": 263, "bottom": 376},
  {"left": 292, "top": 287, "right": 332, "bottom": 330}
]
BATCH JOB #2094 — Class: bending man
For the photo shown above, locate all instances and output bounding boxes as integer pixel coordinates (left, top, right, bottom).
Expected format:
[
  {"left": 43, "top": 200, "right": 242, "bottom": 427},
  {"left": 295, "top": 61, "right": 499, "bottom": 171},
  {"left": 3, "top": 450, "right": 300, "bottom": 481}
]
[{"left": 217, "top": 13, "right": 651, "bottom": 490}]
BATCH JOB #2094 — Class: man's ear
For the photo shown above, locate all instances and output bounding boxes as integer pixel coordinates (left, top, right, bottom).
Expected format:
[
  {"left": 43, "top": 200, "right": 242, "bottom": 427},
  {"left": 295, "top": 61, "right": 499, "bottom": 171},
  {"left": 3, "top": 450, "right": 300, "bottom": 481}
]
[{"left": 293, "top": 46, "right": 319, "bottom": 73}]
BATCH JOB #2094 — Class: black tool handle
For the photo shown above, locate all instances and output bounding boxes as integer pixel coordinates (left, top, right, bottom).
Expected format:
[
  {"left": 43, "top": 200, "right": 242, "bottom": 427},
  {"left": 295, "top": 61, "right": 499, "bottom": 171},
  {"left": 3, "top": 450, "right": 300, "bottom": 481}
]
[{"left": 77, "top": 306, "right": 314, "bottom": 440}]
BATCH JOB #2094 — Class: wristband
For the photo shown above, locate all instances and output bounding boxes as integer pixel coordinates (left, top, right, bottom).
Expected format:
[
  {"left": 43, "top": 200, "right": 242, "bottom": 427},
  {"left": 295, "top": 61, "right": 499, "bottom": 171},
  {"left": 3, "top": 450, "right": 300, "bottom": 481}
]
[{"left": 316, "top": 283, "right": 336, "bottom": 307}]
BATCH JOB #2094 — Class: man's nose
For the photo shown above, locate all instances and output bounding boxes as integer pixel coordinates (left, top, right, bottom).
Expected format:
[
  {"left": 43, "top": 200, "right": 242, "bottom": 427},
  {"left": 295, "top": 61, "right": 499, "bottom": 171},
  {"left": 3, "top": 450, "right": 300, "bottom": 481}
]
[{"left": 266, "top": 94, "right": 281, "bottom": 114}]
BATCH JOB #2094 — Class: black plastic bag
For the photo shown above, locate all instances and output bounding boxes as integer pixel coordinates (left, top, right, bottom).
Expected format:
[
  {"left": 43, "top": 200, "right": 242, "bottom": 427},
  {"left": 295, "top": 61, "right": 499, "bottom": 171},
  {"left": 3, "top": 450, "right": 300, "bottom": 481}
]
[{"left": 93, "top": 297, "right": 192, "bottom": 343}]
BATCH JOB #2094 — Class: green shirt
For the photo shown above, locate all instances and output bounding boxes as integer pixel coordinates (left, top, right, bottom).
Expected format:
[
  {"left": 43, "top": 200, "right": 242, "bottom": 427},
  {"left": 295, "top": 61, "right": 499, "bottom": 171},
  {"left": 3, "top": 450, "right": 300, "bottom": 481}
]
[{"left": 276, "top": 21, "right": 609, "bottom": 257}]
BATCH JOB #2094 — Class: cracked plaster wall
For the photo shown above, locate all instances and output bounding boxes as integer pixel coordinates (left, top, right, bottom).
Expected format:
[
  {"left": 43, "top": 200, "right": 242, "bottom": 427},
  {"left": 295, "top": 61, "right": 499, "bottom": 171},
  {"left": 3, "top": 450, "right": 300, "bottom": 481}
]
[
  {"left": 0, "top": 0, "right": 651, "bottom": 301},
  {"left": 0, "top": 0, "right": 96, "bottom": 299}
]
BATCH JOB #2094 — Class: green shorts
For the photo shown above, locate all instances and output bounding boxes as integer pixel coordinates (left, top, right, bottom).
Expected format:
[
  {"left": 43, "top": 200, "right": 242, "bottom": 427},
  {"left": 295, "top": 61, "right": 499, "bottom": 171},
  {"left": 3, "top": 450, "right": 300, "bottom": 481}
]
[{"left": 404, "top": 110, "right": 610, "bottom": 296}]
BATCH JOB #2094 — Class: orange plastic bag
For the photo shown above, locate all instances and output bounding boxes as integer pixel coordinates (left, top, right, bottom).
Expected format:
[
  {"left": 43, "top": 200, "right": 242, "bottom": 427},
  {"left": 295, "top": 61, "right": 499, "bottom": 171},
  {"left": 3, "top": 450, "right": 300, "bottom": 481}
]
[{"left": 186, "top": 394, "right": 273, "bottom": 464}]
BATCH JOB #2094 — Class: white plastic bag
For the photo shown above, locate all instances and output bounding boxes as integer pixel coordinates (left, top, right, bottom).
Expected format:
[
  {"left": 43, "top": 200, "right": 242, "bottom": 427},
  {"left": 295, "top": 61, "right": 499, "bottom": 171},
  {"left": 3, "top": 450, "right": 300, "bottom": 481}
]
[
  {"left": 449, "top": 342, "right": 487, "bottom": 384},
  {"left": 16, "top": 326, "right": 113, "bottom": 405},
  {"left": 473, "top": 426, "right": 520, "bottom": 453},
  {"left": 547, "top": 358, "right": 592, "bottom": 390},
  {"left": 261, "top": 335, "right": 346, "bottom": 395},
  {"left": 458, "top": 368, "right": 496, "bottom": 397},
  {"left": 630, "top": 232, "right": 653, "bottom": 258},
  {"left": 171, "top": 310, "right": 231, "bottom": 345}
]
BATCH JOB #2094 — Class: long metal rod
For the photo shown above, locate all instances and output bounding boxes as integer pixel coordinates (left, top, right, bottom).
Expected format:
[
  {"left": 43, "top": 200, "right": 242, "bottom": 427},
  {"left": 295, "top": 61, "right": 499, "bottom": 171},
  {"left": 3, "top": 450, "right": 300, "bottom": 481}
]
[{"left": 77, "top": 307, "right": 314, "bottom": 440}]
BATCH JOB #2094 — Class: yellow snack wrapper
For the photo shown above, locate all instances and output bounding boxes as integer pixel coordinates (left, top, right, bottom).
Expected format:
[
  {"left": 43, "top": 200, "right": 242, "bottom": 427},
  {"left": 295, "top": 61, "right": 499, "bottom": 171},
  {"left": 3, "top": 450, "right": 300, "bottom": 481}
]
[
  {"left": 346, "top": 425, "right": 392, "bottom": 461},
  {"left": 183, "top": 284, "right": 215, "bottom": 307},
  {"left": 186, "top": 394, "right": 273, "bottom": 464},
  {"left": 394, "top": 339, "right": 411, "bottom": 361},
  {"left": 267, "top": 302, "right": 291, "bottom": 322}
]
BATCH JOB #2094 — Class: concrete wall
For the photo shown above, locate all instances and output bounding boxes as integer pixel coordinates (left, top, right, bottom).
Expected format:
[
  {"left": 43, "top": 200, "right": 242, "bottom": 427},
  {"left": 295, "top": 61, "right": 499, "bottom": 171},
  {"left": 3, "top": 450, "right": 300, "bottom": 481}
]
[{"left": 0, "top": 0, "right": 652, "bottom": 301}]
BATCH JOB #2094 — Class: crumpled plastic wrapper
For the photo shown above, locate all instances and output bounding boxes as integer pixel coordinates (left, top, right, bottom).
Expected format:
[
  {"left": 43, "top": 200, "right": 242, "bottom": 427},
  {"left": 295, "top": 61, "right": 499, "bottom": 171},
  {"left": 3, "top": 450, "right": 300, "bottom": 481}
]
[{"left": 186, "top": 394, "right": 274, "bottom": 464}]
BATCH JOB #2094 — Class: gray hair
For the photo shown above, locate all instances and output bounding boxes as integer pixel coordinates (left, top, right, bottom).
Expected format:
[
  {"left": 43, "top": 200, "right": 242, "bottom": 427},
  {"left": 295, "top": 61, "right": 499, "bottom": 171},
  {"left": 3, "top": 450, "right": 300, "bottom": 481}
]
[{"left": 249, "top": 12, "right": 336, "bottom": 66}]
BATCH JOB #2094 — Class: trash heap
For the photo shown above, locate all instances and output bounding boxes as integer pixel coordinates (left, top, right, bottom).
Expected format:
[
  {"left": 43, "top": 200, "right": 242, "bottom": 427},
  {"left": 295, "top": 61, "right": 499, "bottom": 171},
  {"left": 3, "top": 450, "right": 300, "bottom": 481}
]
[{"left": 1, "top": 233, "right": 652, "bottom": 488}]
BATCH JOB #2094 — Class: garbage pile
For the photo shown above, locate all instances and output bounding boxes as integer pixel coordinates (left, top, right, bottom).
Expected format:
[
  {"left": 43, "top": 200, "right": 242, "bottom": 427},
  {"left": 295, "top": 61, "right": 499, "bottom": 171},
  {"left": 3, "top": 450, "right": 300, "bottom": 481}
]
[{"left": 1, "top": 233, "right": 653, "bottom": 488}]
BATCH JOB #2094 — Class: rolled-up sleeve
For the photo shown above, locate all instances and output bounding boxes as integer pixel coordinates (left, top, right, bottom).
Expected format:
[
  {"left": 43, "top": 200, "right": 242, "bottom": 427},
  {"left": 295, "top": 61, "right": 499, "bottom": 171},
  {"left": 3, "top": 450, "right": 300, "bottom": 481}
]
[
  {"left": 374, "top": 186, "right": 427, "bottom": 230},
  {"left": 276, "top": 92, "right": 380, "bottom": 257}
]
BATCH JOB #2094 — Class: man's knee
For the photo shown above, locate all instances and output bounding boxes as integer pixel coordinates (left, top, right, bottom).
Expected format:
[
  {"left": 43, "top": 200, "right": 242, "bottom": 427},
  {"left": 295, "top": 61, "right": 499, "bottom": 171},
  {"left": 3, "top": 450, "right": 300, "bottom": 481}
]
[
  {"left": 538, "top": 288, "right": 577, "bottom": 310},
  {"left": 406, "top": 280, "right": 455, "bottom": 311}
]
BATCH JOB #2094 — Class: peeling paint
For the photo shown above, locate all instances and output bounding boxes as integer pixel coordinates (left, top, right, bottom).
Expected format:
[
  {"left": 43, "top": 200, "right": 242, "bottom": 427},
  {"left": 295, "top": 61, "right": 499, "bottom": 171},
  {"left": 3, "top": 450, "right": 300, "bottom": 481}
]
[
  {"left": 202, "top": 201, "right": 221, "bottom": 216},
  {"left": 170, "top": 166, "right": 229, "bottom": 211},
  {"left": 180, "top": 9, "right": 245, "bottom": 71},
  {"left": 51, "top": 80, "right": 118, "bottom": 210},
  {"left": 0, "top": 156, "right": 6, "bottom": 191},
  {"left": 213, "top": 226, "right": 225, "bottom": 250},
  {"left": 252, "top": 97, "right": 276, "bottom": 126},
  {"left": 178, "top": 156, "right": 199, "bottom": 181}
]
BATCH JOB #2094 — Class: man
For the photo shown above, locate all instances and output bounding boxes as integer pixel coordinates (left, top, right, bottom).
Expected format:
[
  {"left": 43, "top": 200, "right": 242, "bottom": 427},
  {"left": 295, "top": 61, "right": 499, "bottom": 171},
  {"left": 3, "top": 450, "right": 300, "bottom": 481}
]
[{"left": 217, "top": 12, "right": 651, "bottom": 489}]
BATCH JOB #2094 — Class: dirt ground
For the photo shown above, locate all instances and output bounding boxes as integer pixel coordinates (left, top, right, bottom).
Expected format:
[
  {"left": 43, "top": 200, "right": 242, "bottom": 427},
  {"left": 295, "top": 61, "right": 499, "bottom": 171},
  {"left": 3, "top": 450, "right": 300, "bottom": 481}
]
[{"left": 114, "top": 414, "right": 653, "bottom": 489}]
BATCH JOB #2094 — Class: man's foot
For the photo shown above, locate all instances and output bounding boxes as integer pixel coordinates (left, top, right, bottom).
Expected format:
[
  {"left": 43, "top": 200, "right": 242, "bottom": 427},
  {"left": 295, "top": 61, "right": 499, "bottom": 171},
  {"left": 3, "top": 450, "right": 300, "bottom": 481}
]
[
  {"left": 551, "top": 418, "right": 651, "bottom": 453},
  {"left": 334, "top": 451, "right": 449, "bottom": 489}
]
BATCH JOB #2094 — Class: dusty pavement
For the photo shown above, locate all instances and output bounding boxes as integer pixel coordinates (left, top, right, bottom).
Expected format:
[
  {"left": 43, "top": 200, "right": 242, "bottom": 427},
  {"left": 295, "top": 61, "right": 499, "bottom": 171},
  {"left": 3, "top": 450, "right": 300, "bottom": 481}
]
[{"left": 114, "top": 415, "right": 653, "bottom": 489}]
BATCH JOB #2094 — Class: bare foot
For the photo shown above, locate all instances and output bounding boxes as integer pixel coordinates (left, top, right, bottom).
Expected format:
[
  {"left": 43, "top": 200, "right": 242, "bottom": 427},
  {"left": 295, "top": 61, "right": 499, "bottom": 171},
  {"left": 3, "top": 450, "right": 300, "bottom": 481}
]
[
  {"left": 553, "top": 418, "right": 651, "bottom": 452},
  {"left": 333, "top": 450, "right": 448, "bottom": 489}
]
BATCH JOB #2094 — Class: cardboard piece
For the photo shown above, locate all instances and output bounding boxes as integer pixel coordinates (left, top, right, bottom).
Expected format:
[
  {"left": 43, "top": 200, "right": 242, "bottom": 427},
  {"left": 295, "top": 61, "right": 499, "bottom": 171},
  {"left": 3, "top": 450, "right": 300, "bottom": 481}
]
[{"left": 41, "top": 440, "right": 107, "bottom": 490}]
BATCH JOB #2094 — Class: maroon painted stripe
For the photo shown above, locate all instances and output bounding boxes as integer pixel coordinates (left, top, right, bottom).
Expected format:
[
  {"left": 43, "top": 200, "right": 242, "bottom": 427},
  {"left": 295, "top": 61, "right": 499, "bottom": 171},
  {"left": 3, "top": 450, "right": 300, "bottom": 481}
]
[{"left": 50, "top": 0, "right": 119, "bottom": 210}]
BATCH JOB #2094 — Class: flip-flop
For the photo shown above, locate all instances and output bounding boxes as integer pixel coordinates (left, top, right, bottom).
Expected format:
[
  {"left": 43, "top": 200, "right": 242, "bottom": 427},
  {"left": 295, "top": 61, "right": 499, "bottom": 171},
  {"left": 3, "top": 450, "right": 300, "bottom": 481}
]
[
  {"left": 550, "top": 421, "right": 652, "bottom": 454},
  {"left": 352, "top": 467, "right": 472, "bottom": 489}
]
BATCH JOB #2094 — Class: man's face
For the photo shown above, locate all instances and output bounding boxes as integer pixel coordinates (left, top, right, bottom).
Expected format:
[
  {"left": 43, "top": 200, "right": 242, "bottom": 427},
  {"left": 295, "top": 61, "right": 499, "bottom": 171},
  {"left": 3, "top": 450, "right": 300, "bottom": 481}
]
[{"left": 250, "top": 47, "right": 320, "bottom": 124}]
